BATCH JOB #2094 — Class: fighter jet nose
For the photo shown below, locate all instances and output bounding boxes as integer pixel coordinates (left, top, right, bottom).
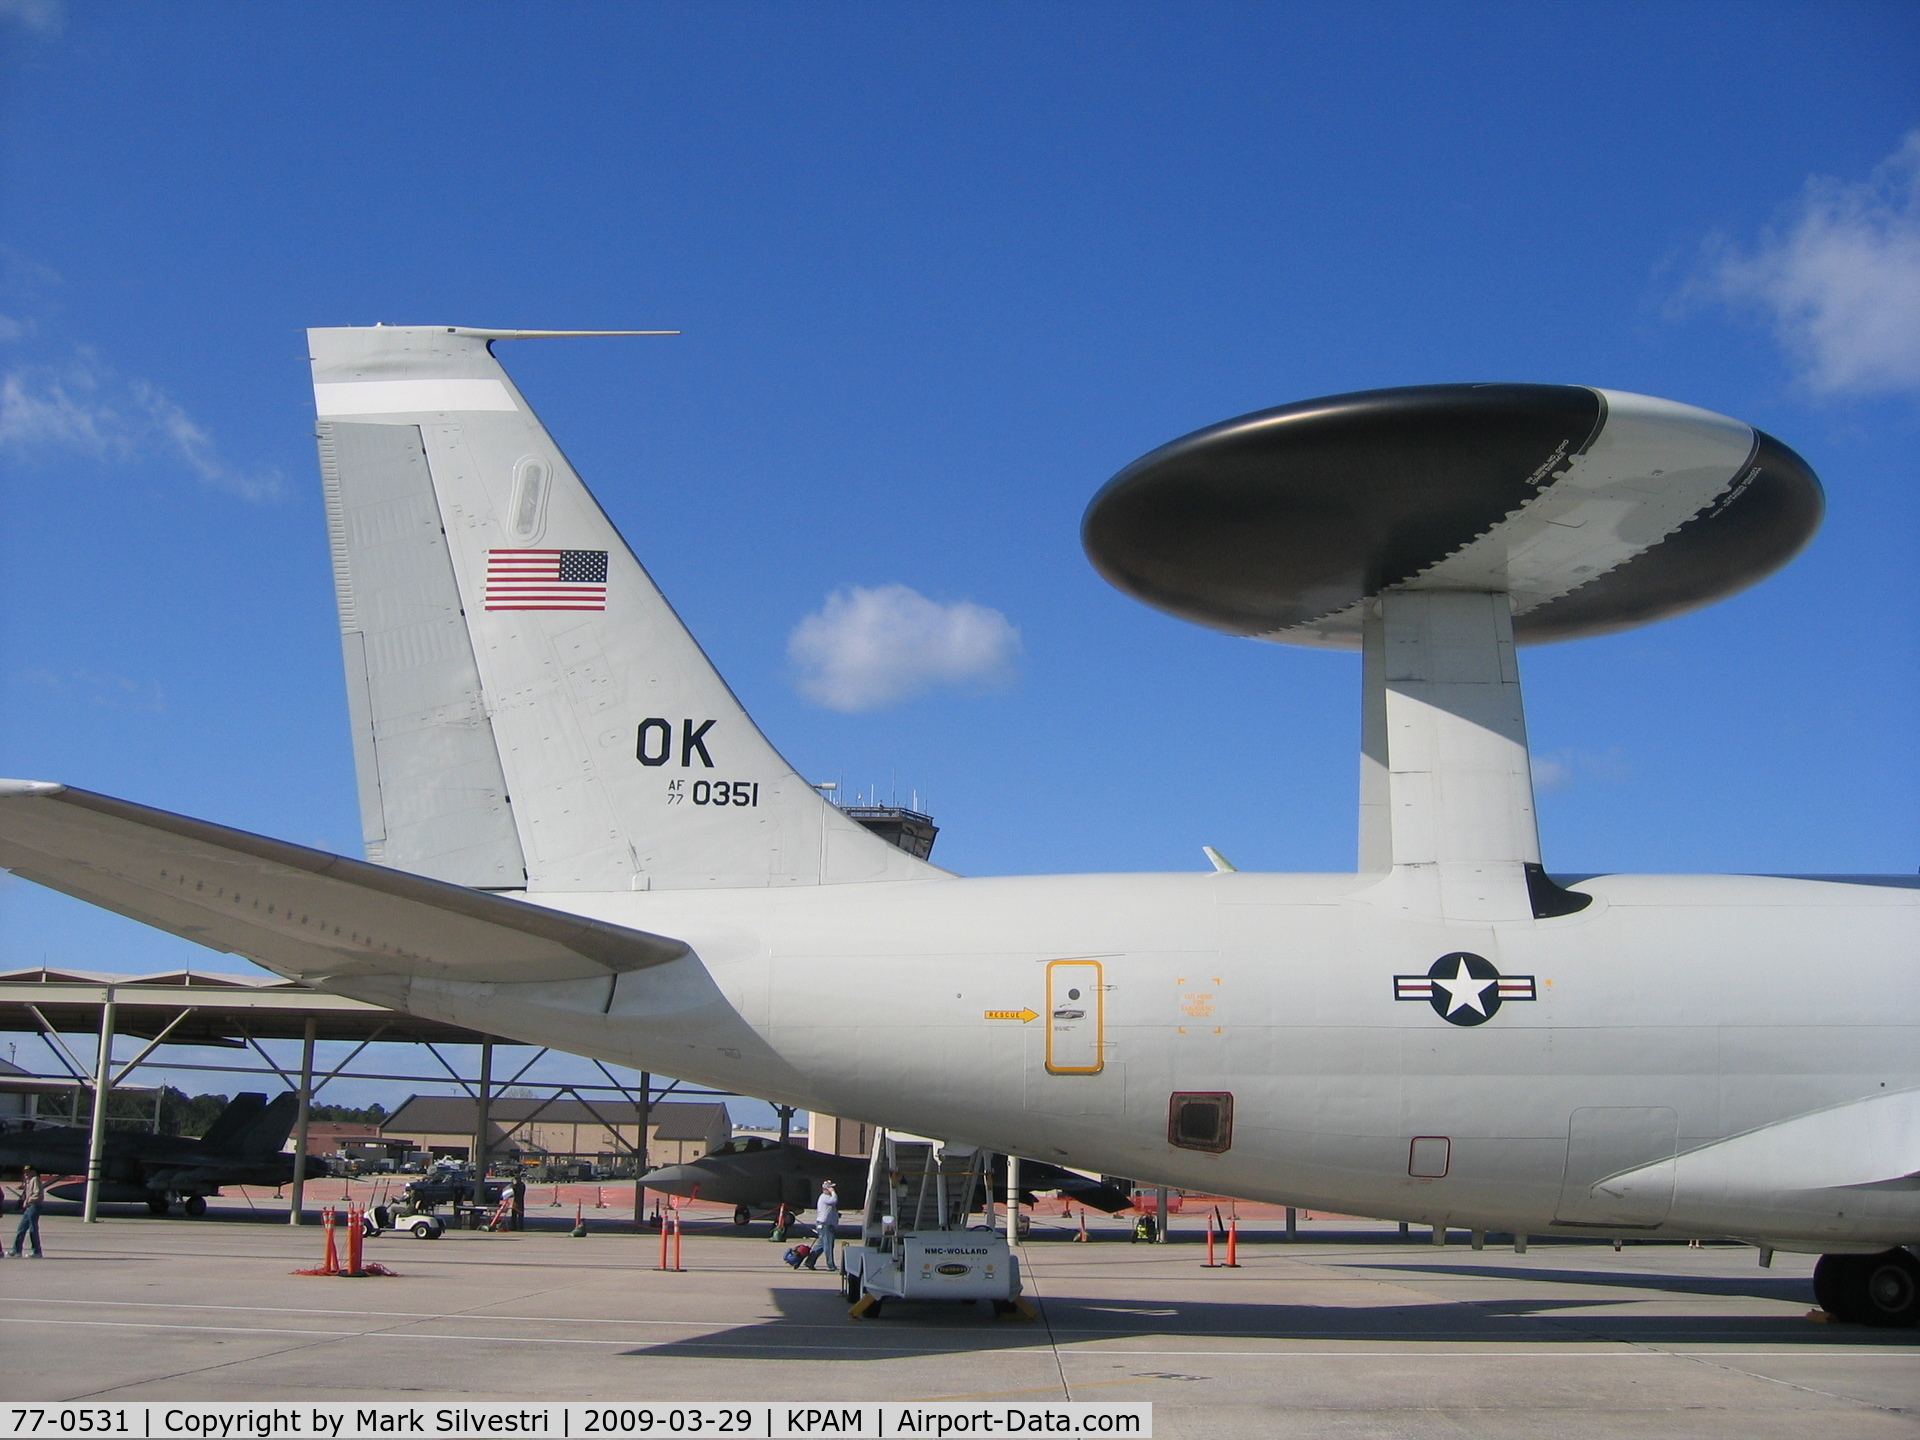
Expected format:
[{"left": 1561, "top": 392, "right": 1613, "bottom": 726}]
[{"left": 641, "top": 1166, "right": 699, "bottom": 1192}]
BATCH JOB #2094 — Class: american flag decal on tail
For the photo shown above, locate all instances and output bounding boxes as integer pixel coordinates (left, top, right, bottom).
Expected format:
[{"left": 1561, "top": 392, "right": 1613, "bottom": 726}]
[{"left": 485, "top": 549, "right": 609, "bottom": 610}]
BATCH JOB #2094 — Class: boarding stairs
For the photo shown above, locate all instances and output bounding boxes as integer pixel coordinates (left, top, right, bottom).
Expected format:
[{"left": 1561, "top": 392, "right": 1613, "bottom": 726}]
[{"left": 840, "top": 1131, "right": 1033, "bottom": 1319}]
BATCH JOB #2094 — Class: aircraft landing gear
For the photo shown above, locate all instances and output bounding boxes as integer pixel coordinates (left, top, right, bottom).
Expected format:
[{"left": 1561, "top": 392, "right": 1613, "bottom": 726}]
[
  {"left": 734, "top": 1205, "right": 752, "bottom": 1227},
  {"left": 182, "top": 1194, "right": 208, "bottom": 1217},
  {"left": 1814, "top": 1249, "right": 1920, "bottom": 1327},
  {"left": 146, "top": 1197, "right": 170, "bottom": 1216}
]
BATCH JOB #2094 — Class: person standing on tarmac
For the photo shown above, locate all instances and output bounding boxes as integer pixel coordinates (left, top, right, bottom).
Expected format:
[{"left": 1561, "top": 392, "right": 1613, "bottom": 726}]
[
  {"left": 12, "top": 1165, "right": 45, "bottom": 1257},
  {"left": 801, "top": 1179, "right": 839, "bottom": 1271}
]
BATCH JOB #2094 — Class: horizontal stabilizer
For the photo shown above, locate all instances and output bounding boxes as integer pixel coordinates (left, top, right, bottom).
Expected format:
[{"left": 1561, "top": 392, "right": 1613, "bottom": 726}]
[{"left": 0, "top": 782, "right": 690, "bottom": 984}]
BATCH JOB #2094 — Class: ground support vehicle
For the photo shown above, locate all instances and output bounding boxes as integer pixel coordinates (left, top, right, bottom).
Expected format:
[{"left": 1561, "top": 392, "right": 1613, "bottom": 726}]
[
  {"left": 363, "top": 1200, "right": 446, "bottom": 1239},
  {"left": 840, "top": 1132, "right": 1035, "bottom": 1320}
]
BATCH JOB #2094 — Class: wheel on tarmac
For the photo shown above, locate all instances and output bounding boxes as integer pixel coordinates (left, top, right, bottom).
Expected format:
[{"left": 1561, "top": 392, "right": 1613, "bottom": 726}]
[
  {"left": 840, "top": 1269, "right": 860, "bottom": 1303},
  {"left": 734, "top": 1205, "right": 752, "bottom": 1227},
  {"left": 146, "top": 1197, "right": 170, "bottom": 1216},
  {"left": 411, "top": 1219, "right": 441, "bottom": 1239},
  {"left": 1814, "top": 1250, "right": 1920, "bottom": 1327},
  {"left": 182, "top": 1194, "right": 207, "bottom": 1217}
]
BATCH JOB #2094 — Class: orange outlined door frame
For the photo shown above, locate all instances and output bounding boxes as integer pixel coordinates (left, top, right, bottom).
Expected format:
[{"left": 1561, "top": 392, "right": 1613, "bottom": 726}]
[{"left": 1044, "top": 959, "right": 1104, "bottom": 1074}]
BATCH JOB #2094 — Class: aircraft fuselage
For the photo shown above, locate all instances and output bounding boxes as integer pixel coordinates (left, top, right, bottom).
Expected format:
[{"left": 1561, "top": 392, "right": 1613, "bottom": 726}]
[{"left": 329, "top": 868, "right": 1919, "bottom": 1253}]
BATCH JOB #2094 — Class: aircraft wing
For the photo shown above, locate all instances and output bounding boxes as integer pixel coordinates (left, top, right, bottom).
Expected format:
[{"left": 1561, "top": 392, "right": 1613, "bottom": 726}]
[{"left": 0, "top": 781, "right": 689, "bottom": 984}]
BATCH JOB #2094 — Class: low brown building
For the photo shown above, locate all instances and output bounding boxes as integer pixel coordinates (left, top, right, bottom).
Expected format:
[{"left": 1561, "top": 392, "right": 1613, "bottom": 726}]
[
  {"left": 381, "top": 1096, "right": 730, "bottom": 1169},
  {"left": 300, "top": 1120, "right": 384, "bottom": 1156},
  {"left": 808, "top": 1112, "right": 877, "bottom": 1157}
]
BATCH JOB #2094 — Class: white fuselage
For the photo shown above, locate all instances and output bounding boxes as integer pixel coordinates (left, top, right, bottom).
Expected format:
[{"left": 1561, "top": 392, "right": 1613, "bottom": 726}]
[{"left": 331, "top": 868, "right": 1920, "bottom": 1252}]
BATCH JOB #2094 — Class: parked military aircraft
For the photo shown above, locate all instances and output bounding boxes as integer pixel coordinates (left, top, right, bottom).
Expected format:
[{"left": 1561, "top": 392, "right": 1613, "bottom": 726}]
[
  {"left": 0, "top": 1091, "right": 317, "bottom": 1214},
  {"left": 0, "top": 328, "right": 1914, "bottom": 1325},
  {"left": 642, "top": 1138, "right": 1131, "bottom": 1222}
]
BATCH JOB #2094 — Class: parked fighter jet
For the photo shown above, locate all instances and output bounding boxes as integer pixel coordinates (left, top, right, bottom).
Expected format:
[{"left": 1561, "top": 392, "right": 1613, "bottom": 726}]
[
  {"left": 0, "top": 1091, "right": 319, "bottom": 1214},
  {"left": 642, "top": 1137, "right": 1131, "bottom": 1224},
  {"left": 642, "top": 1138, "right": 862, "bottom": 1223}
]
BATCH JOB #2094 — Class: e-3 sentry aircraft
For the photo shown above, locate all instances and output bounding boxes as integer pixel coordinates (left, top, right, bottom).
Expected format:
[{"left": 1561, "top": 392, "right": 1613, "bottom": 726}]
[{"left": 2, "top": 328, "right": 1915, "bottom": 1325}]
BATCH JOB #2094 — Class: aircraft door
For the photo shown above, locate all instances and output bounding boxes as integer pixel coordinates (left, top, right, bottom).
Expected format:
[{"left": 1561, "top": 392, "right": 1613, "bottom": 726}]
[
  {"left": 1554, "top": 1106, "right": 1679, "bottom": 1228},
  {"left": 1045, "top": 960, "right": 1104, "bottom": 1074}
]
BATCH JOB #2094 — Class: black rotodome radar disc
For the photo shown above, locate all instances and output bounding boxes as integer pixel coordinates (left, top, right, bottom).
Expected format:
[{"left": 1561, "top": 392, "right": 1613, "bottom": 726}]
[{"left": 1082, "top": 384, "right": 1823, "bottom": 647}]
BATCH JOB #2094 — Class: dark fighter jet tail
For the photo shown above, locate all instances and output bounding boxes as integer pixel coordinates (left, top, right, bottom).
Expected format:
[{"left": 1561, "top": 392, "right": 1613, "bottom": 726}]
[
  {"left": 222, "top": 1092, "right": 300, "bottom": 1160},
  {"left": 196, "top": 1093, "right": 269, "bottom": 1151}
]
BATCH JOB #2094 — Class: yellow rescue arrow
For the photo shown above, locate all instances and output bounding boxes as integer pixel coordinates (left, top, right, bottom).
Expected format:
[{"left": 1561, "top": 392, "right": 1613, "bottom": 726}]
[{"left": 984, "top": 1008, "right": 1039, "bottom": 1023}]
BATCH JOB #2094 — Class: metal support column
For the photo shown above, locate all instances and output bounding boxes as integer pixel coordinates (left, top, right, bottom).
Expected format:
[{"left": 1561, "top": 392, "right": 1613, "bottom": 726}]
[
  {"left": 633, "top": 1070, "right": 650, "bottom": 1229},
  {"left": 1286, "top": 1205, "right": 1297, "bottom": 1240},
  {"left": 287, "top": 1016, "right": 316, "bottom": 1225},
  {"left": 1155, "top": 1186, "right": 1169, "bottom": 1243},
  {"left": 472, "top": 1037, "right": 493, "bottom": 1178},
  {"left": 82, "top": 987, "right": 117, "bottom": 1223},
  {"left": 1006, "top": 1155, "right": 1020, "bottom": 1245}
]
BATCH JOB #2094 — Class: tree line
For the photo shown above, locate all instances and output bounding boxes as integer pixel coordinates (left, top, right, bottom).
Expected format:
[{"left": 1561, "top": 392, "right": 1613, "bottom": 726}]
[{"left": 48, "top": 1087, "right": 389, "bottom": 1137}]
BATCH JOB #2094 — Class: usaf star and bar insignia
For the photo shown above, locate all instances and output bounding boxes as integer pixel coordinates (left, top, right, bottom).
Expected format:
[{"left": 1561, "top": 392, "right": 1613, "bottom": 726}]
[{"left": 1394, "top": 951, "right": 1536, "bottom": 1026}]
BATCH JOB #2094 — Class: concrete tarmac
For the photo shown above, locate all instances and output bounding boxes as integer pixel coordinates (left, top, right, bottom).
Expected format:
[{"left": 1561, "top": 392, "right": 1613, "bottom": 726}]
[{"left": 1, "top": 1208, "right": 1914, "bottom": 1438}]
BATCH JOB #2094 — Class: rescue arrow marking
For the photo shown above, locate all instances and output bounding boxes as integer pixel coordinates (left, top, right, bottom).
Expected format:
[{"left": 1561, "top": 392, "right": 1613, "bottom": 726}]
[{"left": 984, "top": 1008, "right": 1039, "bottom": 1022}]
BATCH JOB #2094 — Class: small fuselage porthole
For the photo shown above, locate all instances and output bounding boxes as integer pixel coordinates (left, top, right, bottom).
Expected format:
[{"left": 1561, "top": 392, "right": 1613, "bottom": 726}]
[{"left": 1168, "top": 1091, "right": 1234, "bottom": 1154}]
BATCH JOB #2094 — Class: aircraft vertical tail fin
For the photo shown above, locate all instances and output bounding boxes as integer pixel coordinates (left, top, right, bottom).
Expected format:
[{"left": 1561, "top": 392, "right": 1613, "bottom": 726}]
[
  {"left": 309, "top": 325, "right": 945, "bottom": 892},
  {"left": 226, "top": 1092, "right": 301, "bottom": 1160},
  {"left": 197, "top": 1092, "right": 268, "bottom": 1150}
]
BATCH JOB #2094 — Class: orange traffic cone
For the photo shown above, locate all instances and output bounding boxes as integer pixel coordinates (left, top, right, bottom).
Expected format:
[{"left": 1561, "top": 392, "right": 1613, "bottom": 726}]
[
  {"left": 294, "top": 1206, "right": 342, "bottom": 1275},
  {"left": 571, "top": 1202, "right": 587, "bottom": 1238}
]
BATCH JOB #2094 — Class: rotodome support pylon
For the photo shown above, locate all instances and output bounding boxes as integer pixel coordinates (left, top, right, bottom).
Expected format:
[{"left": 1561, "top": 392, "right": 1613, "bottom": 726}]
[{"left": 1083, "top": 382, "right": 1824, "bottom": 921}]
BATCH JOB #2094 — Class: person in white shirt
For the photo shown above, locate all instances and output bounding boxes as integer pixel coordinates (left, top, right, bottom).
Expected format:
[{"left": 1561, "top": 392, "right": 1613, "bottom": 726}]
[
  {"left": 801, "top": 1179, "right": 839, "bottom": 1271},
  {"left": 12, "top": 1165, "right": 46, "bottom": 1257}
]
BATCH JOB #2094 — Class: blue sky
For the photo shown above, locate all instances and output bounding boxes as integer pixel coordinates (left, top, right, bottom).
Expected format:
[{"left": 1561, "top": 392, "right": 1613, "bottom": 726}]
[{"left": 1, "top": 4, "right": 1916, "bottom": 1103}]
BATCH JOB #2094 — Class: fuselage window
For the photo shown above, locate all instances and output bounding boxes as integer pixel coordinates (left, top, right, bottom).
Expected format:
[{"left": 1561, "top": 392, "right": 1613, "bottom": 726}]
[{"left": 1167, "top": 1091, "right": 1234, "bottom": 1153}]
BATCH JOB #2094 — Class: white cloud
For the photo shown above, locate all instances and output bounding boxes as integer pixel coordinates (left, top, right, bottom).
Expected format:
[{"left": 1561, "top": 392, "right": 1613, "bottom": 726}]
[
  {"left": 0, "top": 0, "right": 62, "bottom": 37},
  {"left": 1533, "top": 748, "right": 1630, "bottom": 795},
  {"left": 1708, "top": 133, "right": 1920, "bottom": 396},
  {"left": 16, "top": 668, "right": 167, "bottom": 716},
  {"left": 0, "top": 353, "right": 282, "bottom": 501},
  {"left": 1531, "top": 757, "right": 1571, "bottom": 793},
  {"left": 789, "top": 584, "right": 1021, "bottom": 712}
]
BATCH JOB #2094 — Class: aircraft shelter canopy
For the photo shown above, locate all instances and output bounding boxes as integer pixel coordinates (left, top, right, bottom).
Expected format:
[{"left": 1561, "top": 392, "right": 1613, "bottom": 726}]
[{"left": 0, "top": 967, "right": 493, "bottom": 1045}]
